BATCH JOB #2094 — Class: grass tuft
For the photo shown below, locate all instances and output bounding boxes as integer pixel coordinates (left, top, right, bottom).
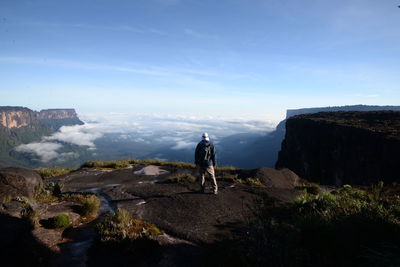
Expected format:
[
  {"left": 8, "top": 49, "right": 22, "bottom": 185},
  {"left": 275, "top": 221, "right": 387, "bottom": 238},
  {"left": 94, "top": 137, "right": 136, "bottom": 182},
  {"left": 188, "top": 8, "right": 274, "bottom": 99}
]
[
  {"left": 97, "top": 208, "right": 163, "bottom": 242},
  {"left": 35, "top": 168, "right": 73, "bottom": 179},
  {"left": 246, "top": 177, "right": 263, "bottom": 187}
]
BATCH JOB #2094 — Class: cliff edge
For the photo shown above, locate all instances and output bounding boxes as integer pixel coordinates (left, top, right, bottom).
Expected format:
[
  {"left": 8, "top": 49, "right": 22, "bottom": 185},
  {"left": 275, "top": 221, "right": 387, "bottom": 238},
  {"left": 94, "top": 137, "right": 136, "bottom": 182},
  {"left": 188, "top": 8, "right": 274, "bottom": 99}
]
[{"left": 276, "top": 111, "right": 400, "bottom": 185}]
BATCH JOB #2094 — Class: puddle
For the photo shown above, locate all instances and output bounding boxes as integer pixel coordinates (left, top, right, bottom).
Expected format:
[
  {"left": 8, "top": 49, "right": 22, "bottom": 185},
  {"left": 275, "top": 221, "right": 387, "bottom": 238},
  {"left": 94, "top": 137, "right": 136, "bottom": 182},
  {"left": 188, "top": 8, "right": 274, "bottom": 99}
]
[
  {"left": 134, "top": 165, "right": 170, "bottom": 176},
  {"left": 136, "top": 200, "right": 146, "bottom": 206}
]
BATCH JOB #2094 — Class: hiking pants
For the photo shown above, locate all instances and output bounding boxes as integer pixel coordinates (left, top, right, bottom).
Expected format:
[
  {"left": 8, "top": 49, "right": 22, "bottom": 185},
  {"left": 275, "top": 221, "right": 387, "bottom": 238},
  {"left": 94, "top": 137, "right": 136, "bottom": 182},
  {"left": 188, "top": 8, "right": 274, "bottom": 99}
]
[{"left": 199, "top": 165, "right": 218, "bottom": 193}]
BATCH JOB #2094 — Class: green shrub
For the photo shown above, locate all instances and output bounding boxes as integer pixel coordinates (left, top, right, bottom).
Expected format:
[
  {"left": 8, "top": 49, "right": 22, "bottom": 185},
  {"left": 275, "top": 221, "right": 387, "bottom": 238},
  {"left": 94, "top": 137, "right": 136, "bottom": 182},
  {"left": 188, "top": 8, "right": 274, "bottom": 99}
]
[
  {"left": 307, "top": 183, "right": 321, "bottom": 195},
  {"left": 35, "top": 168, "right": 73, "bottom": 179},
  {"left": 75, "top": 194, "right": 100, "bottom": 218},
  {"left": 97, "top": 209, "right": 162, "bottom": 242},
  {"left": 49, "top": 214, "right": 70, "bottom": 228}
]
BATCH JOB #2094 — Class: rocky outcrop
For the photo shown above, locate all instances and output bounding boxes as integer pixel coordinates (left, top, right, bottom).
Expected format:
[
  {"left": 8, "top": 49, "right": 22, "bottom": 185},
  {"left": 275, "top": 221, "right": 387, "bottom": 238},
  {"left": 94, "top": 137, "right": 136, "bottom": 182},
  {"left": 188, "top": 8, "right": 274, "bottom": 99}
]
[
  {"left": 0, "top": 167, "right": 43, "bottom": 202},
  {"left": 0, "top": 107, "right": 40, "bottom": 129},
  {"left": 276, "top": 111, "right": 400, "bottom": 185}
]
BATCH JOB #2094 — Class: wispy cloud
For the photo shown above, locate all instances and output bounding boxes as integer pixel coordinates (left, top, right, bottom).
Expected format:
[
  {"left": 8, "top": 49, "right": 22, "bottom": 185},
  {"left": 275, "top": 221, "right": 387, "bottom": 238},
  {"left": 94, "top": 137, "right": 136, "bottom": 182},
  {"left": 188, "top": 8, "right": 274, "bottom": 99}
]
[
  {"left": 184, "top": 28, "right": 219, "bottom": 40},
  {"left": 0, "top": 56, "right": 245, "bottom": 80},
  {"left": 24, "top": 21, "right": 167, "bottom": 36},
  {"left": 352, "top": 94, "right": 380, "bottom": 98},
  {"left": 0, "top": 57, "right": 168, "bottom": 76},
  {"left": 14, "top": 113, "right": 276, "bottom": 163},
  {"left": 71, "top": 23, "right": 167, "bottom": 36}
]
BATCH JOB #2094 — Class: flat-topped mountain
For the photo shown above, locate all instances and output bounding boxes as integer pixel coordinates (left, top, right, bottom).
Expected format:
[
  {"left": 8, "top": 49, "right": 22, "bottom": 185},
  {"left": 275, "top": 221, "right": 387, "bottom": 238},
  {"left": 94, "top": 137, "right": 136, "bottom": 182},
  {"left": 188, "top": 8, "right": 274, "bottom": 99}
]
[
  {"left": 38, "top": 108, "right": 84, "bottom": 130},
  {"left": 244, "top": 105, "right": 400, "bottom": 169},
  {"left": 0, "top": 106, "right": 83, "bottom": 130},
  {"left": 39, "top": 109, "right": 80, "bottom": 120},
  {"left": 286, "top": 104, "right": 400, "bottom": 118},
  {"left": 276, "top": 111, "right": 400, "bottom": 185},
  {"left": 0, "top": 106, "right": 84, "bottom": 168},
  {"left": 0, "top": 107, "right": 40, "bottom": 129}
]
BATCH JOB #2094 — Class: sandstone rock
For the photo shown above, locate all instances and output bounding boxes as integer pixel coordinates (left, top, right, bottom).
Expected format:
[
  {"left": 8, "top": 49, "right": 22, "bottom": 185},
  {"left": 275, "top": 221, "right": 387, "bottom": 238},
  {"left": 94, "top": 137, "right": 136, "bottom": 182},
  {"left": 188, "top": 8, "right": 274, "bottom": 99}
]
[
  {"left": 0, "top": 167, "right": 43, "bottom": 202},
  {"left": 254, "top": 167, "right": 304, "bottom": 189}
]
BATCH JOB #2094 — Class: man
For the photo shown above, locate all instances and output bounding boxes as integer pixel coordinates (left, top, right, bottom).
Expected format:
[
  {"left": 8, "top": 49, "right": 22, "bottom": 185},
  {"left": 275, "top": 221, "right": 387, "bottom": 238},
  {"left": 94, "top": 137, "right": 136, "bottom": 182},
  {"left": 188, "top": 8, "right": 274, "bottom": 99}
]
[{"left": 195, "top": 132, "right": 218, "bottom": 194}]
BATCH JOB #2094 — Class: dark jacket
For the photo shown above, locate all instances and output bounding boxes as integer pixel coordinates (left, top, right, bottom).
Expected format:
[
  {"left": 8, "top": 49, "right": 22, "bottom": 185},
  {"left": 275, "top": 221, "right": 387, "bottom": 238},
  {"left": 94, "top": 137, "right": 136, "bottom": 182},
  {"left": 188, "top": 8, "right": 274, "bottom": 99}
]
[{"left": 195, "top": 140, "right": 216, "bottom": 167}]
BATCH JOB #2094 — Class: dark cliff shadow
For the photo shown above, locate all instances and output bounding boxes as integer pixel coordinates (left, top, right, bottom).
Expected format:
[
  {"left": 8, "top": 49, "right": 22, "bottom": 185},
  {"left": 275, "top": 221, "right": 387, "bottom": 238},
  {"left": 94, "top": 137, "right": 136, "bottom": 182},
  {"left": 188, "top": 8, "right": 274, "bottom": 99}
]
[{"left": 0, "top": 213, "right": 55, "bottom": 267}]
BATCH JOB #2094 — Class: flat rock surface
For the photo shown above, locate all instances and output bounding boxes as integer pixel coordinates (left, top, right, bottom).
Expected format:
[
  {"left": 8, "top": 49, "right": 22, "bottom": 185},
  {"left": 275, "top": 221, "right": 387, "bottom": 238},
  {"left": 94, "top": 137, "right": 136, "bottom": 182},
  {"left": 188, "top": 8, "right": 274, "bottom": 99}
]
[{"left": 53, "top": 166, "right": 300, "bottom": 244}]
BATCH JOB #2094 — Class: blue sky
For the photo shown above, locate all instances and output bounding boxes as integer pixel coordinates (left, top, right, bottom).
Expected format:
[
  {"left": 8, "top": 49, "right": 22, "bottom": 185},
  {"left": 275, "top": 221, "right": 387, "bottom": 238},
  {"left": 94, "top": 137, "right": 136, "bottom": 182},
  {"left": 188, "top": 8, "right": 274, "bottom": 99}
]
[{"left": 1, "top": 0, "right": 399, "bottom": 122}]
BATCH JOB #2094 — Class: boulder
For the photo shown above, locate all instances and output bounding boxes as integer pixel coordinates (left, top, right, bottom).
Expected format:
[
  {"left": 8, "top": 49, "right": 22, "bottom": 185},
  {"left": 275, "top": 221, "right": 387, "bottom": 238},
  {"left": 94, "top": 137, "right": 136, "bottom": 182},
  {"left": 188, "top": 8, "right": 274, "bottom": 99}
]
[
  {"left": 255, "top": 167, "right": 304, "bottom": 189},
  {"left": 0, "top": 167, "right": 43, "bottom": 202}
]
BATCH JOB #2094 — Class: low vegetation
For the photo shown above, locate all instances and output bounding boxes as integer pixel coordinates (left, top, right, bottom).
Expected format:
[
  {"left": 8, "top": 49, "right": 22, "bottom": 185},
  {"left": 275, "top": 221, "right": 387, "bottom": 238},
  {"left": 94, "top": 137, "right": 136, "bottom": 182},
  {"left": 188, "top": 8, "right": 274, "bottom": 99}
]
[
  {"left": 35, "top": 167, "right": 73, "bottom": 179},
  {"left": 48, "top": 214, "right": 70, "bottom": 229},
  {"left": 295, "top": 182, "right": 322, "bottom": 195},
  {"left": 34, "top": 182, "right": 64, "bottom": 203},
  {"left": 81, "top": 158, "right": 240, "bottom": 171},
  {"left": 97, "top": 208, "right": 163, "bottom": 242},
  {"left": 131, "top": 159, "right": 196, "bottom": 169},
  {"left": 81, "top": 160, "right": 131, "bottom": 169},
  {"left": 73, "top": 194, "right": 101, "bottom": 218},
  {"left": 208, "top": 183, "right": 400, "bottom": 266},
  {"left": 20, "top": 204, "right": 39, "bottom": 227},
  {"left": 246, "top": 177, "right": 263, "bottom": 187}
]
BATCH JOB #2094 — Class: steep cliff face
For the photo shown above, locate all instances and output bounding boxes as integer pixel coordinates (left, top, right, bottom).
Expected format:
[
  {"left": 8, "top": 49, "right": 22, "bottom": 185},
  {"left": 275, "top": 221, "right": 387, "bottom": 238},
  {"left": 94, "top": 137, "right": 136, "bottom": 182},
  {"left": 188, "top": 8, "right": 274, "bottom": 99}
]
[
  {"left": 243, "top": 105, "right": 400, "bottom": 169},
  {"left": 39, "top": 109, "right": 84, "bottom": 130},
  {"left": 276, "top": 111, "right": 400, "bottom": 185},
  {"left": 0, "top": 107, "right": 40, "bottom": 129}
]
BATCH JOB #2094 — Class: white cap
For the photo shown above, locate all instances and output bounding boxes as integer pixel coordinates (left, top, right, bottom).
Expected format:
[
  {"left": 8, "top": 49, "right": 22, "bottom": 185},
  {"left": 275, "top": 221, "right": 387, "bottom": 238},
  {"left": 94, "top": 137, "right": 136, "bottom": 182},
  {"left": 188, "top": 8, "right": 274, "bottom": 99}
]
[{"left": 202, "top": 132, "right": 210, "bottom": 141}]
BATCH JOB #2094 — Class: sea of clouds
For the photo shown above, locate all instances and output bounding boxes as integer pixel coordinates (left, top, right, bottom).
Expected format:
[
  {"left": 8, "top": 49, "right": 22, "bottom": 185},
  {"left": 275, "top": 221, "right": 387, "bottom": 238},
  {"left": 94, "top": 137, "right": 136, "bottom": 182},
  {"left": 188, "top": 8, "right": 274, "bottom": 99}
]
[{"left": 15, "top": 113, "right": 277, "bottom": 163}]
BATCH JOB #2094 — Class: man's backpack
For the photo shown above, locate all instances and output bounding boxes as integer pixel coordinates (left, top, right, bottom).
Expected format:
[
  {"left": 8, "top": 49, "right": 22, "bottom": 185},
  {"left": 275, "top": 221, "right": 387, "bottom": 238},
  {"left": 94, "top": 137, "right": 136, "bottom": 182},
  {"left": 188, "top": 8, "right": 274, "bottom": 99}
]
[{"left": 199, "top": 144, "right": 212, "bottom": 163}]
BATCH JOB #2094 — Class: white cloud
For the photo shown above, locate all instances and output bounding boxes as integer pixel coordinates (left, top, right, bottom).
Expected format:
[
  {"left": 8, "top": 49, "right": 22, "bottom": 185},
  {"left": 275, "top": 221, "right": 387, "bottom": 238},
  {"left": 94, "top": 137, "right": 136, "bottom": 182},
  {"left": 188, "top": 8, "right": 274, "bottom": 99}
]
[
  {"left": 44, "top": 124, "right": 103, "bottom": 147},
  {"left": 15, "top": 142, "right": 78, "bottom": 162},
  {"left": 14, "top": 113, "right": 276, "bottom": 163},
  {"left": 15, "top": 142, "right": 62, "bottom": 162},
  {"left": 171, "top": 140, "right": 197, "bottom": 150}
]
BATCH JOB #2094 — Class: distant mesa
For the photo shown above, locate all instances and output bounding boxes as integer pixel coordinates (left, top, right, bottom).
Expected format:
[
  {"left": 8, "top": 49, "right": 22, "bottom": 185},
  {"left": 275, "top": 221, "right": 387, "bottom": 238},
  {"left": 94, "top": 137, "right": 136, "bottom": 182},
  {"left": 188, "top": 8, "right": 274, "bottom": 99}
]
[
  {"left": 245, "top": 104, "right": 400, "bottom": 169},
  {"left": 276, "top": 110, "right": 400, "bottom": 185},
  {"left": 0, "top": 106, "right": 39, "bottom": 129},
  {"left": 0, "top": 106, "right": 84, "bottom": 130},
  {"left": 0, "top": 106, "right": 84, "bottom": 168},
  {"left": 39, "top": 109, "right": 79, "bottom": 120}
]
